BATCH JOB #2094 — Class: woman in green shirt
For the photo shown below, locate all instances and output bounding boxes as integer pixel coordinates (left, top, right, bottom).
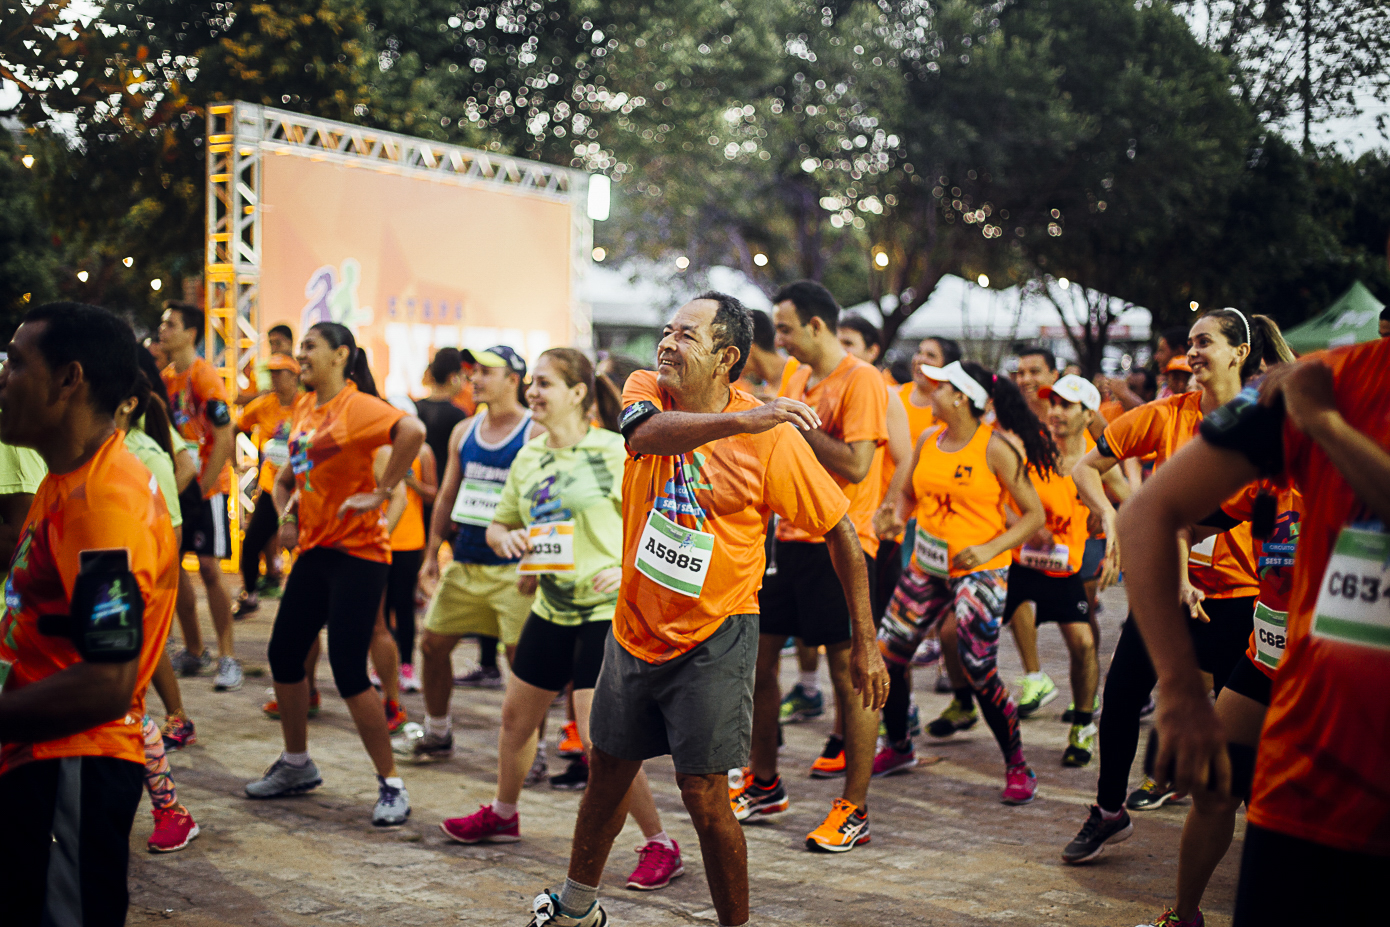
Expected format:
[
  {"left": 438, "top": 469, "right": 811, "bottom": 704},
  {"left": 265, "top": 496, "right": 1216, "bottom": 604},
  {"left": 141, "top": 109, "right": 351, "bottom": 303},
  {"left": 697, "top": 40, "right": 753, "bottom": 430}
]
[{"left": 438, "top": 349, "right": 685, "bottom": 890}]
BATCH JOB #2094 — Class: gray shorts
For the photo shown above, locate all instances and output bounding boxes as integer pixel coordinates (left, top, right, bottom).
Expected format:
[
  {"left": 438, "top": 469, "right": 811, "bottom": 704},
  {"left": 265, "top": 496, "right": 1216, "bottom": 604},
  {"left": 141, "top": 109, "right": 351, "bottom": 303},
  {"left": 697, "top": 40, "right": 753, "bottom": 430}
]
[{"left": 589, "top": 614, "right": 757, "bottom": 775}]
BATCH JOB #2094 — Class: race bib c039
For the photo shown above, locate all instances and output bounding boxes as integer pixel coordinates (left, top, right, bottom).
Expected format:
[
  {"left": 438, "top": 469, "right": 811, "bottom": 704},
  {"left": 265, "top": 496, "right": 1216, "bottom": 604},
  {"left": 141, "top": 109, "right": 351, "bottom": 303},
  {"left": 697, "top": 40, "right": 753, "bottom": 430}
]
[
  {"left": 1312, "top": 526, "right": 1390, "bottom": 649},
  {"left": 635, "top": 509, "right": 714, "bottom": 598},
  {"left": 518, "top": 521, "right": 575, "bottom": 574}
]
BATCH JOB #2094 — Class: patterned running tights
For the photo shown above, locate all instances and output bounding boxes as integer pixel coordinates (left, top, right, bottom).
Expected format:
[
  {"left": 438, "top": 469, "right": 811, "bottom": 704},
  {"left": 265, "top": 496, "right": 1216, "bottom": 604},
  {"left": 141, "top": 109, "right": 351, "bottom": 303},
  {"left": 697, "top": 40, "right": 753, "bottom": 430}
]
[{"left": 142, "top": 715, "right": 178, "bottom": 811}]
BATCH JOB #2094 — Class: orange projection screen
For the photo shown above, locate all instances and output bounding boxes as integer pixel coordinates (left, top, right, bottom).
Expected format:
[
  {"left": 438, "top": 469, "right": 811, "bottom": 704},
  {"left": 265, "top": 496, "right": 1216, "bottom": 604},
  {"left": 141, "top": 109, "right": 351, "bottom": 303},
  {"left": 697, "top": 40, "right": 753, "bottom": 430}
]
[{"left": 258, "top": 153, "right": 574, "bottom": 397}]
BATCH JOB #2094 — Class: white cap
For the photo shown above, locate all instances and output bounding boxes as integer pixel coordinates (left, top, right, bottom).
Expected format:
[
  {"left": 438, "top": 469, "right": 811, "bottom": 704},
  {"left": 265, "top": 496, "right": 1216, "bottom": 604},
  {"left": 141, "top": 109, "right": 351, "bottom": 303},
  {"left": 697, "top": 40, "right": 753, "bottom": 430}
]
[
  {"left": 920, "top": 361, "right": 989, "bottom": 411},
  {"left": 1039, "top": 374, "right": 1101, "bottom": 411}
]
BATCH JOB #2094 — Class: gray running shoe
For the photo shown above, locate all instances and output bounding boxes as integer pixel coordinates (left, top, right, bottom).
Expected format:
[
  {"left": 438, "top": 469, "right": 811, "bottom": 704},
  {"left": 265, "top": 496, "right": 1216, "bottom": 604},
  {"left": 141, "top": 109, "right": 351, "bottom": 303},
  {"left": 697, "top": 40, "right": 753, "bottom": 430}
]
[
  {"left": 528, "top": 893, "right": 607, "bottom": 927},
  {"left": 523, "top": 746, "right": 548, "bottom": 787},
  {"left": 410, "top": 730, "right": 455, "bottom": 763},
  {"left": 213, "top": 655, "right": 243, "bottom": 691},
  {"left": 245, "top": 757, "right": 322, "bottom": 798},
  {"left": 172, "top": 647, "right": 211, "bottom": 677},
  {"left": 453, "top": 665, "right": 503, "bottom": 689},
  {"left": 373, "top": 777, "right": 411, "bottom": 827}
]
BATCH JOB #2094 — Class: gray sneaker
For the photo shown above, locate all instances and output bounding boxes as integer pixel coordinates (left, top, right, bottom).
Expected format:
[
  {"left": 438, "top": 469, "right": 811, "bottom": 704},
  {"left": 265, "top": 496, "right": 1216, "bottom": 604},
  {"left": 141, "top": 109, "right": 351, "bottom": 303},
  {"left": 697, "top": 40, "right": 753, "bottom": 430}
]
[
  {"left": 523, "top": 746, "right": 548, "bottom": 787},
  {"left": 410, "top": 730, "right": 455, "bottom": 763},
  {"left": 172, "top": 647, "right": 211, "bottom": 677},
  {"left": 214, "top": 656, "right": 243, "bottom": 691},
  {"left": 373, "top": 777, "right": 411, "bottom": 827},
  {"left": 245, "top": 757, "right": 322, "bottom": 798}
]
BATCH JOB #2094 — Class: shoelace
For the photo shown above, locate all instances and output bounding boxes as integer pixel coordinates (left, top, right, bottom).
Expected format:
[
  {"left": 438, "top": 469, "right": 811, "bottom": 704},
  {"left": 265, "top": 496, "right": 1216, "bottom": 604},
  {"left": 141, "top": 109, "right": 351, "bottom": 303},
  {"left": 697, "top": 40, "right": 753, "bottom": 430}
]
[
  {"left": 632, "top": 843, "right": 675, "bottom": 877},
  {"left": 378, "top": 784, "right": 402, "bottom": 806}
]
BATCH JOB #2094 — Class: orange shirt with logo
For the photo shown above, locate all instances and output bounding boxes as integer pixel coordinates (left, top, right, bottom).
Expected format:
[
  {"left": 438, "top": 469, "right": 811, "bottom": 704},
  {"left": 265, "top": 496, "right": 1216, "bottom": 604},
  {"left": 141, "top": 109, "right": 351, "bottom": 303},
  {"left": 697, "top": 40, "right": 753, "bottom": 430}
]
[
  {"left": 912, "top": 423, "right": 1012, "bottom": 577},
  {"left": 1246, "top": 339, "right": 1390, "bottom": 854},
  {"left": 616, "top": 371, "right": 849, "bottom": 664},
  {"left": 238, "top": 392, "right": 296, "bottom": 494},
  {"left": 389, "top": 457, "right": 427, "bottom": 552},
  {"left": 287, "top": 383, "right": 406, "bottom": 564},
  {"left": 1102, "top": 391, "right": 1258, "bottom": 598},
  {"left": 1222, "top": 480, "right": 1303, "bottom": 681},
  {"left": 776, "top": 354, "right": 888, "bottom": 557},
  {"left": 0, "top": 433, "right": 178, "bottom": 775},
  {"left": 163, "top": 357, "right": 232, "bottom": 498}
]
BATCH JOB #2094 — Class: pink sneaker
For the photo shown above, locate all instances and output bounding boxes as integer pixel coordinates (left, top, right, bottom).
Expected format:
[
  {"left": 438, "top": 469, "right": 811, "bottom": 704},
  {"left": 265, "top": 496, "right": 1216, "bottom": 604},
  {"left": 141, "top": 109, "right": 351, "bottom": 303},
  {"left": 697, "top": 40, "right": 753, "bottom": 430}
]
[
  {"left": 399, "top": 664, "right": 420, "bottom": 693},
  {"left": 439, "top": 804, "right": 520, "bottom": 844},
  {"left": 1001, "top": 764, "right": 1037, "bottom": 805},
  {"left": 626, "top": 839, "right": 684, "bottom": 890},
  {"left": 148, "top": 805, "right": 199, "bottom": 853},
  {"left": 871, "top": 741, "right": 918, "bottom": 778}
]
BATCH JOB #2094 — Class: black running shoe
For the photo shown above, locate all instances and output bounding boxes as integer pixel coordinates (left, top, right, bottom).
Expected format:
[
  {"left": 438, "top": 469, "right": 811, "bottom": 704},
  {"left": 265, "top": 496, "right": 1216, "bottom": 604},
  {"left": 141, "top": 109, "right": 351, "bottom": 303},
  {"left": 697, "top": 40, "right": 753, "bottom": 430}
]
[
  {"left": 1062, "top": 805, "right": 1134, "bottom": 864},
  {"left": 550, "top": 755, "right": 589, "bottom": 791},
  {"left": 1126, "top": 776, "right": 1183, "bottom": 810}
]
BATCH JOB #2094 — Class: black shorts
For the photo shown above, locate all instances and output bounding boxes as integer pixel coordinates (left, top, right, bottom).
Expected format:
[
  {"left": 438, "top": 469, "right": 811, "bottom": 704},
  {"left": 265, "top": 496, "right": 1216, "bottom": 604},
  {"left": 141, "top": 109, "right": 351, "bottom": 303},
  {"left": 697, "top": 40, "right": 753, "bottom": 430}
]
[
  {"left": 179, "top": 487, "right": 231, "bottom": 559},
  {"left": 1223, "top": 651, "right": 1272, "bottom": 706},
  {"left": 1190, "top": 595, "right": 1256, "bottom": 686},
  {"left": 1235, "top": 824, "right": 1382, "bottom": 926},
  {"left": 510, "top": 613, "right": 611, "bottom": 692},
  {"left": 1079, "top": 538, "right": 1106, "bottom": 582},
  {"left": 0, "top": 755, "right": 143, "bottom": 927},
  {"left": 759, "top": 540, "right": 875, "bottom": 648},
  {"left": 1003, "top": 563, "right": 1091, "bottom": 625}
]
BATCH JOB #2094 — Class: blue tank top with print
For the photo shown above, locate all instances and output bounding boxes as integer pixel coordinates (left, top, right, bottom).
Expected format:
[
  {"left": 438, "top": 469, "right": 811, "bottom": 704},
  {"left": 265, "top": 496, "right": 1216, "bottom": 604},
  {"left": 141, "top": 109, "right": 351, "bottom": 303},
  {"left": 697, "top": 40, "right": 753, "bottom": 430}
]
[{"left": 451, "top": 411, "right": 532, "bottom": 565}]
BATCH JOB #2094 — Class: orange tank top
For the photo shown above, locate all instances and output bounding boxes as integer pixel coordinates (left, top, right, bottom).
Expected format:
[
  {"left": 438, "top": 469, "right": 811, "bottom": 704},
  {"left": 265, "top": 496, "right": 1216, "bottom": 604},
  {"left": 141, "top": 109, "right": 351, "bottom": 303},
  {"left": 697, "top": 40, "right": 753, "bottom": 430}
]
[
  {"left": 912, "top": 423, "right": 1010, "bottom": 578},
  {"left": 389, "top": 458, "right": 426, "bottom": 552}
]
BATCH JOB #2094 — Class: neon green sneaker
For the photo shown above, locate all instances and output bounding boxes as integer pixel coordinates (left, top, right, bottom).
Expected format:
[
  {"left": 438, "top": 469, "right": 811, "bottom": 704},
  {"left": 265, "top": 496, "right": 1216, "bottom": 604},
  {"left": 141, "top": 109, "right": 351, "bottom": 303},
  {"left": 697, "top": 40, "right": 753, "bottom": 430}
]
[
  {"left": 1061, "top": 695, "right": 1101, "bottom": 723},
  {"left": 778, "top": 683, "right": 824, "bottom": 723},
  {"left": 926, "top": 698, "right": 978, "bottom": 738},
  {"left": 1062, "top": 722, "right": 1097, "bottom": 767},
  {"left": 1017, "top": 673, "right": 1058, "bottom": 718}
]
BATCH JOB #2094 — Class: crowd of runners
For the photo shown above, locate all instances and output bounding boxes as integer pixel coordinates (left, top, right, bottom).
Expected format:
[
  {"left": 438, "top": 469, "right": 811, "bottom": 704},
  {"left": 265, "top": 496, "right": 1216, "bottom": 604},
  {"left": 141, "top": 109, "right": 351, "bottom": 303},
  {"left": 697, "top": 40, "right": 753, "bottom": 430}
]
[{"left": 0, "top": 289, "right": 1385, "bottom": 927}]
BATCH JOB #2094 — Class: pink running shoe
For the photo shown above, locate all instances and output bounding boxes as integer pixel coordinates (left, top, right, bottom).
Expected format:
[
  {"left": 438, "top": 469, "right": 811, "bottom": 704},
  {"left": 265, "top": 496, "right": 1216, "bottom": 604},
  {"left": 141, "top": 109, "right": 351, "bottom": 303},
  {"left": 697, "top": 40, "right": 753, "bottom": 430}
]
[
  {"left": 439, "top": 804, "right": 521, "bottom": 844},
  {"left": 871, "top": 741, "right": 918, "bottom": 778},
  {"left": 626, "top": 839, "right": 684, "bottom": 890},
  {"left": 1001, "top": 765, "right": 1038, "bottom": 805},
  {"left": 148, "top": 805, "right": 200, "bottom": 853}
]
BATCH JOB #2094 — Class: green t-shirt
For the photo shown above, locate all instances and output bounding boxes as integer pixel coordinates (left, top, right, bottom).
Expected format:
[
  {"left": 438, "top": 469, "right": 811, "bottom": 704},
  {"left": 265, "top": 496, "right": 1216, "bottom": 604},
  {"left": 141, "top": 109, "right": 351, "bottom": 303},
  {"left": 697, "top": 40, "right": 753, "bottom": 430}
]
[
  {"left": 0, "top": 437, "right": 46, "bottom": 582},
  {"left": 124, "top": 427, "right": 183, "bottom": 529},
  {"left": 494, "top": 426, "right": 626, "bottom": 625}
]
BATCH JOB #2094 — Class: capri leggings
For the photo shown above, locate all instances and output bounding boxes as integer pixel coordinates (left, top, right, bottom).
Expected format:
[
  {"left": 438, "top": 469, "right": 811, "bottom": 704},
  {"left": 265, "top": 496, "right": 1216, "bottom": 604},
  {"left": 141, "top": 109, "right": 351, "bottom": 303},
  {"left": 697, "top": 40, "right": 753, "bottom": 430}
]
[
  {"left": 385, "top": 548, "right": 424, "bottom": 666},
  {"left": 878, "top": 562, "right": 1022, "bottom": 766},
  {"left": 141, "top": 715, "right": 177, "bottom": 811},
  {"left": 267, "top": 547, "right": 391, "bottom": 699},
  {"left": 240, "top": 490, "right": 280, "bottom": 593}
]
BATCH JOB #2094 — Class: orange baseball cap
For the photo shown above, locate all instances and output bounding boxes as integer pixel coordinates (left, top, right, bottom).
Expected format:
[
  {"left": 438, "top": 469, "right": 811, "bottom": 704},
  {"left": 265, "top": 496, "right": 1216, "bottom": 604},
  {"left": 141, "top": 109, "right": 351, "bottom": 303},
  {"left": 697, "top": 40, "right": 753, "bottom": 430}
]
[
  {"left": 266, "top": 353, "right": 300, "bottom": 374},
  {"left": 1165, "top": 356, "right": 1191, "bottom": 373}
]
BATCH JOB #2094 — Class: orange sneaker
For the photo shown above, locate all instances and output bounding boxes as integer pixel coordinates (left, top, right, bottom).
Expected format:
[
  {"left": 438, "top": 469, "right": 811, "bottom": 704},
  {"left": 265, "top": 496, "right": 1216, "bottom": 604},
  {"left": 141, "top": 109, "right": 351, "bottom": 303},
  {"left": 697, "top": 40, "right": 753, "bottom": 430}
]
[
  {"left": 809, "top": 736, "right": 846, "bottom": 779},
  {"left": 262, "top": 688, "right": 321, "bottom": 720},
  {"left": 558, "top": 720, "right": 584, "bottom": 758},
  {"left": 805, "top": 797, "right": 870, "bottom": 853},
  {"left": 384, "top": 698, "right": 408, "bottom": 733}
]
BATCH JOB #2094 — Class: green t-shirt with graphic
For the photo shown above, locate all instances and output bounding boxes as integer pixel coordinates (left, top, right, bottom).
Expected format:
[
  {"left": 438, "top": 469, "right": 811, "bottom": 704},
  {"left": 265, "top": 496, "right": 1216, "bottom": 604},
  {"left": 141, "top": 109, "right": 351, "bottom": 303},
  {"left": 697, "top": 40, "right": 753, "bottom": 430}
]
[
  {"left": 494, "top": 426, "right": 626, "bottom": 625},
  {"left": 125, "top": 427, "right": 183, "bottom": 529}
]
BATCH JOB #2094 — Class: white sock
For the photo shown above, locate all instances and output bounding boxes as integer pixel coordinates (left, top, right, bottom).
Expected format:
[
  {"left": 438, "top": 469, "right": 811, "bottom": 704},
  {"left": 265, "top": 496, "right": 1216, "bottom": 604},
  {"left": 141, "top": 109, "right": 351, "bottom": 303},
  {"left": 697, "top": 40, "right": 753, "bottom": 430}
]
[
  {"left": 425, "top": 715, "right": 451, "bottom": 736},
  {"left": 646, "top": 830, "right": 675, "bottom": 851},
  {"left": 1025, "top": 671, "right": 1048, "bottom": 682},
  {"left": 491, "top": 798, "right": 518, "bottom": 820},
  {"left": 1099, "top": 805, "right": 1123, "bottom": 821},
  {"left": 282, "top": 751, "right": 311, "bottom": 767},
  {"left": 382, "top": 776, "right": 404, "bottom": 789},
  {"left": 798, "top": 670, "right": 819, "bottom": 695}
]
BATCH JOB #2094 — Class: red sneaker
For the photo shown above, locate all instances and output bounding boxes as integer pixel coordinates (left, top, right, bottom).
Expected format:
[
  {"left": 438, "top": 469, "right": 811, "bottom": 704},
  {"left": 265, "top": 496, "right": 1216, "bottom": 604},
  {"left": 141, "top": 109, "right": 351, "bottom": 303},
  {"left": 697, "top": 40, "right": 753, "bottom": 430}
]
[
  {"left": 1001, "top": 764, "right": 1038, "bottom": 805},
  {"left": 626, "top": 839, "right": 684, "bottom": 890},
  {"left": 148, "top": 805, "right": 200, "bottom": 853},
  {"left": 384, "top": 698, "right": 408, "bottom": 734},
  {"left": 440, "top": 804, "right": 520, "bottom": 844},
  {"left": 871, "top": 741, "right": 918, "bottom": 778},
  {"left": 263, "top": 688, "right": 320, "bottom": 720}
]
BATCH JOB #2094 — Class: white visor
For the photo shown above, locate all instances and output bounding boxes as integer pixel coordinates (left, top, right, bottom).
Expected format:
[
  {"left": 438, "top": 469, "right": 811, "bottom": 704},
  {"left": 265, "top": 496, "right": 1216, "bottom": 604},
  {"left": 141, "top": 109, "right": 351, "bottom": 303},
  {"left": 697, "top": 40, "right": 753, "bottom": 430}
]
[
  {"left": 920, "top": 361, "right": 989, "bottom": 410},
  {"left": 1039, "top": 374, "right": 1101, "bottom": 411}
]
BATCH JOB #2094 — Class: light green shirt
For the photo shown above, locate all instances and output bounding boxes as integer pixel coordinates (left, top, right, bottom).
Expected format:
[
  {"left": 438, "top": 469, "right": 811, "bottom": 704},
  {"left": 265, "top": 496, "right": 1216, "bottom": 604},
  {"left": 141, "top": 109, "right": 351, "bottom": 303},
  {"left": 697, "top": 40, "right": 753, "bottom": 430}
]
[
  {"left": 494, "top": 426, "right": 626, "bottom": 625},
  {"left": 124, "top": 427, "right": 183, "bottom": 529},
  {"left": 0, "top": 436, "right": 45, "bottom": 582}
]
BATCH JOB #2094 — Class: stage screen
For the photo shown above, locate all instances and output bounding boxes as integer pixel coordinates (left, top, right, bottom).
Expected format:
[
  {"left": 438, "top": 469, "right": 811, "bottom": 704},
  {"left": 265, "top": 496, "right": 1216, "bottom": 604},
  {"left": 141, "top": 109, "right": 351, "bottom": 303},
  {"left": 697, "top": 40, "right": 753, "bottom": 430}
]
[{"left": 258, "top": 152, "right": 574, "bottom": 398}]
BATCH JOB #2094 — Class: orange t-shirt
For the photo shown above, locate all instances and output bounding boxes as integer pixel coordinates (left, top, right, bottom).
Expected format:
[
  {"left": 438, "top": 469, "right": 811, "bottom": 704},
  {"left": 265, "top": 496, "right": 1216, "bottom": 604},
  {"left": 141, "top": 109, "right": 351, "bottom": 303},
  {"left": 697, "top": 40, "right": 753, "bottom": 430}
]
[
  {"left": 1011, "top": 464, "right": 1090, "bottom": 576},
  {"left": 163, "top": 357, "right": 232, "bottom": 498},
  {"left": 0, "top": 433, "right": 178, "bottom": 775},
  {"left": 288, "top": 383, "right": 406, "bottom": 564},
  {"left": 1223, "top": 480, "right": 1303, "bottom": 680},
  {"left": 775, "top": 354, "right": 888, "bottom": 557},
  {"left": 1245, "top": 339, "right": 1390, "bottom": 854},
  {"left": 451, "top": 381, "right": 477, "bottom": 416},
  {"left": 912, "top": 423, "right": 1012, "bottom": 577},
  {"left": 615, "top": 371, "right": 849, "bottom": 664},
  {"left": 1099, "top": 399, "right": 1125, "bottom": 423},
  {"left": 389, "top": 457, "right": 426, "bottom": 552},
  {"left": 1102, "top": 391, "right": 1258, "bottom": 598},
  {"left": 238, "top": 392, "right": 296, "bottom": 494}
]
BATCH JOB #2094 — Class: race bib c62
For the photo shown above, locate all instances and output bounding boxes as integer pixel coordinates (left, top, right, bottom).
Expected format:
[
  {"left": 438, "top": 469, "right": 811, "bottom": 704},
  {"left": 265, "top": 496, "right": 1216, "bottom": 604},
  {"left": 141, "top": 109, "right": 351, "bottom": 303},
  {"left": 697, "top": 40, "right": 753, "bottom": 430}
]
[{"left": 1312, "top": 527, "right": 1390, "bottom": 650}]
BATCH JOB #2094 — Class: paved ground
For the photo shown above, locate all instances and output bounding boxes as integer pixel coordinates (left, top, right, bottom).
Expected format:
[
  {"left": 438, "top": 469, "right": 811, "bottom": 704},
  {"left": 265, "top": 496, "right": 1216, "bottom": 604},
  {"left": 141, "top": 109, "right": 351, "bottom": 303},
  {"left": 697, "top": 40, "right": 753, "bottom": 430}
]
[{"left": 128, "top": 581, "right": 1241, "bottom": 926}]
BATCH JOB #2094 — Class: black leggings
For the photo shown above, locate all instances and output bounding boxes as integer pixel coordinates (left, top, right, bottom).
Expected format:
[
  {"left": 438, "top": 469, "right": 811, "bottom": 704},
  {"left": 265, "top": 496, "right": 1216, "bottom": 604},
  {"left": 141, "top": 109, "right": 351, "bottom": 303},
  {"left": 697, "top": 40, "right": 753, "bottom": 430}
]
[
  {"left": 386, "top": 548, "right": 423, "bottom": 666},
  {"left": 268, "top": 547, "right": 391, "bottom": 699},
  {"left": 240, "top": 490, "right": 280, "bottom": 592},
  {"left": 1096, "top": 596, "right": 1255, "bottom": 811}
]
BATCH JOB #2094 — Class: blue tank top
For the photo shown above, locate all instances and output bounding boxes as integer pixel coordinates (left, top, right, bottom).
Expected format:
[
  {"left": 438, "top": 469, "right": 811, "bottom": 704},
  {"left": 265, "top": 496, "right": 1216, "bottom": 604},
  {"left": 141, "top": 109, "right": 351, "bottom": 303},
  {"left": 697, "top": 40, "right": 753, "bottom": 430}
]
[{"left": 451, "top": 410, "right": 532, "bottom": 565}]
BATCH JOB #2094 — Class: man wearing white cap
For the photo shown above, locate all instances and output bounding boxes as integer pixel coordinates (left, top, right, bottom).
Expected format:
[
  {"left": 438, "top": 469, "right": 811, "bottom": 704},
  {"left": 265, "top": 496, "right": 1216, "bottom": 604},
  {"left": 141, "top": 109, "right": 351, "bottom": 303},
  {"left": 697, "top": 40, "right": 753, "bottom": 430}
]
[{"left": 1004, "top": 376, "right": 1130, "bottom": 764}]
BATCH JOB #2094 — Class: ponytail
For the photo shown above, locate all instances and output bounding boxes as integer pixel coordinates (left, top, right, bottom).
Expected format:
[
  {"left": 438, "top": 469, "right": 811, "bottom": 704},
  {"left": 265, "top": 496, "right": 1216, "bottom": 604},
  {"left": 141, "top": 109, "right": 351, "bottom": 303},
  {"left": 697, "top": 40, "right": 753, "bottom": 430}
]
[
  {"left": 310, "top": 322, "right": 379, "bottom": 397},
  {"left": 593, "top": 374, "right": 622, "bottom": 432},
  {"left": 537, "top": 347, "right": 622, "bottom": 432},
  {"left": 1204, "top": 308, "right": 1291, "bottom": 382},
  {"left": 960, "top": 360, "right": 1057, "bottom": 477},
  {"left": 133, "top": 347, "right": 177, "bottom": 466},
  {"left": 1252, "top": 314, "right": 1293, "bottom": 368}
]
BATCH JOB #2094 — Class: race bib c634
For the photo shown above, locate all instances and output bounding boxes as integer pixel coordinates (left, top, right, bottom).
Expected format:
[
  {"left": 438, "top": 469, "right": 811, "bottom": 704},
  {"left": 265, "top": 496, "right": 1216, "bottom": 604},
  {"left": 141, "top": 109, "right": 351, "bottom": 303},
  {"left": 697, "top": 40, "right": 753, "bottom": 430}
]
[{"left": 1312, "top": 527, "right": 1390, "bottom": 649}]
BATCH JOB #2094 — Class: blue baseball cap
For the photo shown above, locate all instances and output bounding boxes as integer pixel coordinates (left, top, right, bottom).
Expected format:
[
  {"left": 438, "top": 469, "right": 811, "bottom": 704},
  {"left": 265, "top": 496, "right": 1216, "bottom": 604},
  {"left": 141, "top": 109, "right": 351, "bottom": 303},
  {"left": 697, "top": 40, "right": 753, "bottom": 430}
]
[{"left": 462, "top": 345, "right": 527, "bottom": 377}]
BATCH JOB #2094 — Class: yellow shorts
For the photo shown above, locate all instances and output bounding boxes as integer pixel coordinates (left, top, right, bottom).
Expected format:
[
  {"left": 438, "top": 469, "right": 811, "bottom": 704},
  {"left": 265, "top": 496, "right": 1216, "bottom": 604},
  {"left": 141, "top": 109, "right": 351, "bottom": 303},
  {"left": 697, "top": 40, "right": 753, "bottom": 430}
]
[{"left": 423, "top": 561, "right": 533, "bottom": 645}]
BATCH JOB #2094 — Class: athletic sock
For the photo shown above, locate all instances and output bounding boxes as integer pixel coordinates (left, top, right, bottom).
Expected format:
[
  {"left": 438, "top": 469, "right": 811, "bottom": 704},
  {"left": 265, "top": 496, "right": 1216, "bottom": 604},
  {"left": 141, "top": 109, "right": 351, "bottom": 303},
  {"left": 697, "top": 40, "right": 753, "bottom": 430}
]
[
  {"left": 798, "top": 670, "right": 819, "bottom": 696},
  {"left": 646, "top": 830, "right": 676, "bottom": 851},
  {"left": 1024, "top": 671, "right": 1048, "bottom": 683},
  {"left": 1099, "top": 805, "right": 1124, "bottom": 821},
  {"left": 953, "top": 687, "right": 975, "bottom": 710},
  {"left": 1074, "top": 710, "right": 1094, "bottom": 726},
  {"left": 491, "top": 798, "right": 518, "bottom": 820},
  {"left": 383, "top": 776, "right": 404, "bottom": 789},
  {"left": 753, "top": 775, "right": 778, "bottom": 789},
  {"left": 282, "top": 751, "right": 311, "bottom": 768},
  {"left": 425, "top": 715, "right": 451, "bottom": 736},
  {"left": 558, "top": 878, "right": 599, "bottom": 918}
]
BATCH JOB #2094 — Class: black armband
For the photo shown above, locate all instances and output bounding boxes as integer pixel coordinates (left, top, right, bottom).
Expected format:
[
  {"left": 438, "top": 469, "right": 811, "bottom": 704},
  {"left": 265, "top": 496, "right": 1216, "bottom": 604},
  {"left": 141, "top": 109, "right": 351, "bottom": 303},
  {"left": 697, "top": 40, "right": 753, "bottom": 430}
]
[
  {"left": 206, "top": 399, "right": 232, "bottom": 428},
  {"left": 1199, "top": 384, "right": 1285, "bottom": 476},
  {"left": 619, "top": 401, "right": 660, "bottom": 440},
  {"left": 37, "top": 549, "right": 143, "bottom": 663},
  {"left": 1095, "top": 432, "right": 1118, "bottom": 459},
  {"left": 1198, "top": 509, "right": 1241, "bottom": 531}
]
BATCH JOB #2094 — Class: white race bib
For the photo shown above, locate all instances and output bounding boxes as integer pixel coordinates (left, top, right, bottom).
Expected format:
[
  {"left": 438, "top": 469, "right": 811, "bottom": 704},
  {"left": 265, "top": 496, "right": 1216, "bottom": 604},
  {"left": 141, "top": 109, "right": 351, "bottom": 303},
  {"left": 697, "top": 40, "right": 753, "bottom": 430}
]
[
  {"left": 262, "top": 438, "right": 290, "bottom": 468},
  {"left": 1252, "top": 600, "right": 1288, "bottom": 669},
  {"left": 1189, "top": 534, "right": 1217, "bottom": 568},
  {"left": 1020, "top": 542, "right": 1070, "bottom": 574},
  {"left": 635, "top": 509, "right": 714, "bottom": 598},
  {"left": 518, "top": 521, "right": 575, "bottom": 574},
  {"left": 914, "top": 529, "right": 950, "bottom": 578},
  {"left": 451, "top": 479, "right": 504, "bottom": 527},
  {"left": 1312, "top": 527, "right": 1390, "bottom": 649}
]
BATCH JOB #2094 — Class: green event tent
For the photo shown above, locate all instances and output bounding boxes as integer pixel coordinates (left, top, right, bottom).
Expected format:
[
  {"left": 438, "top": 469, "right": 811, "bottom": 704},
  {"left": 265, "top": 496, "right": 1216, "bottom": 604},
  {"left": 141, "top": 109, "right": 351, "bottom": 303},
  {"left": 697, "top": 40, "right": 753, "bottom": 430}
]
[{"left": 1282, "top": 281, "right": 1386, "bottom": 353}]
